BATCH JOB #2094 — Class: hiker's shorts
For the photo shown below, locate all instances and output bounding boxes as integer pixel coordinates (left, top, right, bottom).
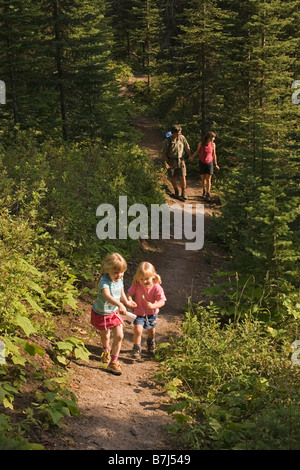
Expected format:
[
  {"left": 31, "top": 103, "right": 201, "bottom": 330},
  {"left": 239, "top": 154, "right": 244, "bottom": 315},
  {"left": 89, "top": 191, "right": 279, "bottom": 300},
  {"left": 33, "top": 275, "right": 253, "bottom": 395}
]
[
  {"left": 91, "top": 308, "right": 123, "bottom": 331},
  {"left": 134, "top": 314, "right": 158, "bottom": 330},
  {"left": 167, "top": 160, "right": 186, "bottom": 178},
  {"left": 199, "top": 161, "right": 213, "bottom": 175}
]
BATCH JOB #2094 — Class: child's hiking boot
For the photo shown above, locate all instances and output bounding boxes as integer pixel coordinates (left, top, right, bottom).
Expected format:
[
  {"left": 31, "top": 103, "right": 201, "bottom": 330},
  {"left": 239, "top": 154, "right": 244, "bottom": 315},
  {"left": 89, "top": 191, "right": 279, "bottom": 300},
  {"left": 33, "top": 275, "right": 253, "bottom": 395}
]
[
  {"left": 174, "top": 188, "right": 179, "bottom": 198},
  {"left": 205, "top": 192, "right": 211, "bottom": 201},
  {"left": 132, "top": 345, "right": 142, "bottom": 359},
  {"left": 147, "top": 338, "right": 156, "bottom": 355},
  {"left": 100, "top": 349, "right": 111, "bottom": 363},
  {"left": 181, "top": 189, "right": 187, "bottom": 200},
  {"left": 202, "top": 190, "right": 206, "bottom": 198},
  {"left": 107, "top": 359, "right": 122, "bottom": 375}
]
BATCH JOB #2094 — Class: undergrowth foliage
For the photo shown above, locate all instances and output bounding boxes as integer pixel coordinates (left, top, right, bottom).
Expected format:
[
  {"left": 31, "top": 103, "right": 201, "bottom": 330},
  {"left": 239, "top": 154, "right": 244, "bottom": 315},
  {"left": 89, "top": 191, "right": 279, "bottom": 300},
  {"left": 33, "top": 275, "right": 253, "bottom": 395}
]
[
  {"left": 0, "top": 209, "right": 85, "bottom": 448},
  {"left": 156, "top": 303, "right": 300, "bottom": 450},
  {"left": 0, "top": 130, "right": 164, "bottom": 270},
  {"left": 0, "top": 130, "right": 164, "bottom": 449}
]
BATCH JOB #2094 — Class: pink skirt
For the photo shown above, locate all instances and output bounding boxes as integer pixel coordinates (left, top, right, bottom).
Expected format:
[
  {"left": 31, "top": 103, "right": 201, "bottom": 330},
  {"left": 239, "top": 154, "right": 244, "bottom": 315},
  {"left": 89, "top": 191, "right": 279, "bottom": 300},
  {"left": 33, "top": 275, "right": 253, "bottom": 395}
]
[{"left": 91, "top": 308, "right": 123, "bottom": 331}]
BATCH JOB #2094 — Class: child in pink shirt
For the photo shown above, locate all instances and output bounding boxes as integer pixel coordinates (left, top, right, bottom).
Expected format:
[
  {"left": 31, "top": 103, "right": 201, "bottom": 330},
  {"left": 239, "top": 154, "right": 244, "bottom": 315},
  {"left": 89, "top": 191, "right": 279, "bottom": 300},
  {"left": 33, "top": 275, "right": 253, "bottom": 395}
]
[{"left": 128, "top": 262, "right": 166, "bottom": 358}]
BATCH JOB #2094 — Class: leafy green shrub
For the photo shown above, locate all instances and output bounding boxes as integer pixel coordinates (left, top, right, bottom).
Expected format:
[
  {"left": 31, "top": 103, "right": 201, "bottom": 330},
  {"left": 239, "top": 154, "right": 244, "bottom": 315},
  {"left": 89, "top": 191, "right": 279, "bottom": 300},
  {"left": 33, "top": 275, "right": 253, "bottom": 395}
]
[
  {"left": 33, "top": 376, "right": 80, "bottom": 428},
  {"left": 1, "top": 130, "right": 164, "bottom": 269},
  {"left": 201, "top": 270, "right": 300, "bottom": 326},
  {"left": 157, "top": 303, "right": 300, "bottom": 450},
  {"left": 0, "top": 332, "right": 85, "bottom": 448},
  {"left": 0, "top": 211, "right": 78, "bottom": 336},
  {"left": 208, "top": 165, "right": 300, "bottom": 320},
  {"left": 53, "top": 337, "right": 90, "bottom": 366},
  {"left": 0, "top": 209, "right": 88, "bottom": 447},
  {"left": 0, "top": 414, "right": 44, "bottom": 450}
]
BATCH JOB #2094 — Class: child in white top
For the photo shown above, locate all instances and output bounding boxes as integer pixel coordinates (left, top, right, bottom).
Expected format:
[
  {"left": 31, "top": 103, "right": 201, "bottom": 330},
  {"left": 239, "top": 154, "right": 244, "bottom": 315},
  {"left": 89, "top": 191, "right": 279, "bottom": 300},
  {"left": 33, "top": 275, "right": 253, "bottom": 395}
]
[{"left": 127, "top": 262, "right": 166, "bottom": 358}]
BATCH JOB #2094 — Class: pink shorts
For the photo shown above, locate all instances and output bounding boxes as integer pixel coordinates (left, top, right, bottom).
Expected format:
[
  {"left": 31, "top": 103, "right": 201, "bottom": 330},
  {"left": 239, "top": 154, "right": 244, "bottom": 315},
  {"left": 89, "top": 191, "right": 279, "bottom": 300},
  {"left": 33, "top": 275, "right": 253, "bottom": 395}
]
[{"left": 91, "top": 308, "right": 123, "bottom": 331}]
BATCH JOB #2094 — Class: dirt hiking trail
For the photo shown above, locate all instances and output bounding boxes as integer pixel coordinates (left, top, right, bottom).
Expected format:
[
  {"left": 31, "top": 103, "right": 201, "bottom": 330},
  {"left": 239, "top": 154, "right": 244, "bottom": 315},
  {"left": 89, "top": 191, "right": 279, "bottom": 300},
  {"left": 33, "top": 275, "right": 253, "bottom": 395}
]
[{"left": 44, "top": 115, "right": 224, "bottom": 451}]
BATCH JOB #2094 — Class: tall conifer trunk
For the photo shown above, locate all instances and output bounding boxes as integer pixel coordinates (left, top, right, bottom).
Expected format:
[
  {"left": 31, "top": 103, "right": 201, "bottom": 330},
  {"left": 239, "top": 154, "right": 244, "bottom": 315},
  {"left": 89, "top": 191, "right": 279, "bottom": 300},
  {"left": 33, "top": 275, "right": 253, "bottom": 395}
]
[
  {"left": 201, "top": 3, "right": 207, "bottom": 135},
  {"left": 52, "top": 0, "right": 68, "bottom": 141}
]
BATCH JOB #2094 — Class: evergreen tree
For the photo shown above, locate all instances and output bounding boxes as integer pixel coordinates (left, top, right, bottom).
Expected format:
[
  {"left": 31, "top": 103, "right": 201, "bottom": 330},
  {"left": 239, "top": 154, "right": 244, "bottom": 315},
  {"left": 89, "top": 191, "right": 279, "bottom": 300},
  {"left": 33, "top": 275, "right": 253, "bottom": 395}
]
[
  {"left": 0, "top": 0, "right": 55, "bottom": 130},
  {"left": 41, "top": 0, "right": 78, "bottom": 140},
  {"left": 0, "top": 0, "right": 121, "bottom": 141},
  {"left": 151, "top": 0, "right": 233, "bottom": 136},
  {"left": 217, "top": 0, "right": 299, "bottom": 169},
  {"left": 213, "top": 0, "right": 300, "bottom": 315},
  {"left": 41, "top": 0, "right": 117, "bottom": 140},
  {"left": 158, "top": 0, "right": 186, "bottom": 69},
  {"left": 59, "top": 0, "right": 118, "bottom": 140},
  {"left": 133, "top": 0, "right": 161, "bottom": 88},
  {"left": 175, "top": 0, "right": 230, "bottom": 134},
  {"left": 105, "top": 0, "right": 136, "bottom": 60},
  {"left": 106, "top": 0, "right": 161, "bottom": 88}
]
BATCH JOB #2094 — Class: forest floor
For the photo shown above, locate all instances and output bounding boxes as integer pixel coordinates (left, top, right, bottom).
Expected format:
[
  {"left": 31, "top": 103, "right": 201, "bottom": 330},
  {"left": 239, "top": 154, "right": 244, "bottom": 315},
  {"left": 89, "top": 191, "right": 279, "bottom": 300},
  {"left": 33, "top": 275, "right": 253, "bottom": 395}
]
[{"left": 40, "top": 104, "right": 225, "bottom": 451}]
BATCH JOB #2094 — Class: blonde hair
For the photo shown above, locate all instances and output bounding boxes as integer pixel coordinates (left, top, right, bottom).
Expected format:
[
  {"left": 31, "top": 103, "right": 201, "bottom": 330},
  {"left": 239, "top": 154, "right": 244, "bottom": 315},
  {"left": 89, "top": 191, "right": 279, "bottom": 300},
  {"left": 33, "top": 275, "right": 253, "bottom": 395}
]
[
  {"left": 133, "top": 262, "right": 161, "bottom": 285},
  {"left": 101, "top": 252, "right": 127, "bottom": 274}
]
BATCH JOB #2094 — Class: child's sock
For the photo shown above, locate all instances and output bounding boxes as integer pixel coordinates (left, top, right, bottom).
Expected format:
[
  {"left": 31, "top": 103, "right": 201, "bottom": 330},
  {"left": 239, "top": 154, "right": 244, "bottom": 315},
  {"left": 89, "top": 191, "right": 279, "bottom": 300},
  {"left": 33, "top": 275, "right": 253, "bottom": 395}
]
[{"left": 110, "top": 354, "right": 118, "bottom": 364}]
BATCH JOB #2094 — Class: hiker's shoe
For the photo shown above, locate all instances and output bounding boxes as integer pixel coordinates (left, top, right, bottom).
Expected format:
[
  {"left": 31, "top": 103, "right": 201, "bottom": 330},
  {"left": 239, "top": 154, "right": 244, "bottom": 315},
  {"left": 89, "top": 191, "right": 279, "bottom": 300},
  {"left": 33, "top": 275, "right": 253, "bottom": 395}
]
[
  {"left": 132, "top": 345, "right": 142, "bottom": 359},
  {"left": 205, "top": 192, "right": 211, "bottom": 201},
  {"left": 100, "top": 349, "right": 111, "bottom": 363},
  {"left": 174, "top": 188, "right": 179, "bottom": 198},
  {"left": 147, "top": 338, "right": 156, "bottom": 355},
  {"left": 107, "top": 360, "right": 122, "bottom": 375},
  {"left": 181, "top": 190, "right": 187, "bottom": 200},
  {"left": 202, "top": 190, "right": 206, "bottom": 198}
]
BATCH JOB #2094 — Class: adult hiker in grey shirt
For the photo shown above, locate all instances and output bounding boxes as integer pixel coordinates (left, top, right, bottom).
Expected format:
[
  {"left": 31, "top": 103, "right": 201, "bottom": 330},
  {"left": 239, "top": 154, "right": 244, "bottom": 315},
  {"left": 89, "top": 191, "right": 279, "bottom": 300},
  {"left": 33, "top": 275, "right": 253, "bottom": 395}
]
[{"left": 162, "top": 125, "right": 192, "bottom": 201}]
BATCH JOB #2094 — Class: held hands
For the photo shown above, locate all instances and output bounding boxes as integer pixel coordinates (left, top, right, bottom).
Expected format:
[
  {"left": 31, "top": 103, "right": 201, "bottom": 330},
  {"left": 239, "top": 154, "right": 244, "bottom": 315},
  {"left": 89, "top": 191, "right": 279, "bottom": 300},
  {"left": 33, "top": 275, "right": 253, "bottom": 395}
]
[
  {"left": 127, "top": 299, "right": 137, "bottom": 309},
  {"left": 118, "top": 303, "right": 127, "bottom": 315},
  {"left": 119, "top": 299, "right": 137, "bottom": 315}
]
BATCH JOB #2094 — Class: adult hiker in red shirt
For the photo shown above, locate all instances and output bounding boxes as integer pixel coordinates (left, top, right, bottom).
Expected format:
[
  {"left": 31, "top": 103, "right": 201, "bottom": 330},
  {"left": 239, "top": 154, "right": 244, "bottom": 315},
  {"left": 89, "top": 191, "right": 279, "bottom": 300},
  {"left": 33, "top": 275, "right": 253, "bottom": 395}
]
[{"left": 190, "top": 131, "right": 219, "bottom": 201}]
